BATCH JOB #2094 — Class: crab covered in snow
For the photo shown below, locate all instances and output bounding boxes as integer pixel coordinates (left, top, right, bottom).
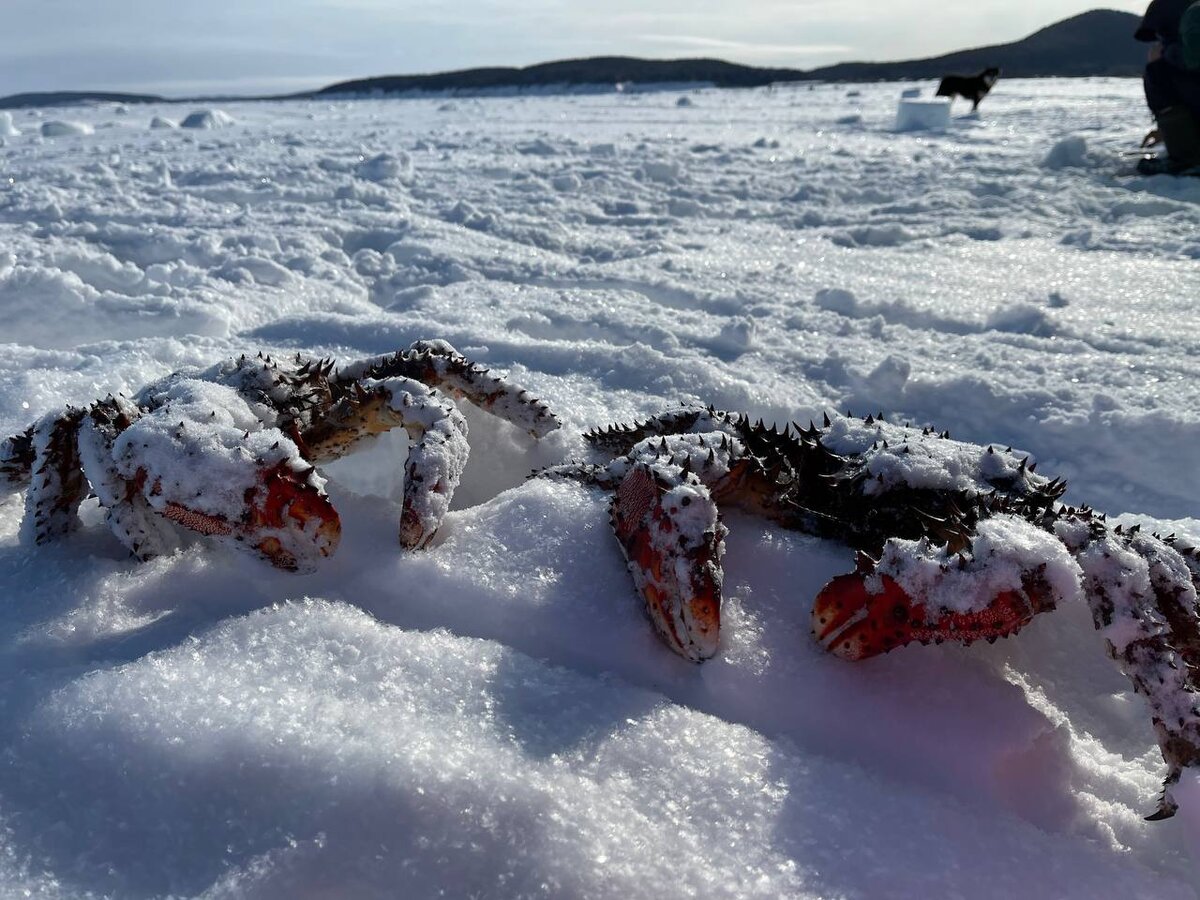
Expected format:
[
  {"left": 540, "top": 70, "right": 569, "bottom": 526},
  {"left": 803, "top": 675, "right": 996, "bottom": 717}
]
[
  {"left": 1, "top": 340, "right": 559, "bottom": 572},
  {"left": 542, "top": 406, "right": 1200, "bottom": 819}
]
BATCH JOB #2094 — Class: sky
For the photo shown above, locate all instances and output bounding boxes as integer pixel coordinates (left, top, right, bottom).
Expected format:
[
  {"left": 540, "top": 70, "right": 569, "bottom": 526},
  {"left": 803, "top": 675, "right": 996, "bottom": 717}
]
[{"left": 2, "top": 0, "right": 1149, "bottom": 97}]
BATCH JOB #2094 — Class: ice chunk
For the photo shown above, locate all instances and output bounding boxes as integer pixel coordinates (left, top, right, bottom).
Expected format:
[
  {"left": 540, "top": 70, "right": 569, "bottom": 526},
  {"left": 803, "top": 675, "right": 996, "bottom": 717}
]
[
  {"left": 40, "top": 120, "right": 93, "bottom": 137},
  {"left": 895, "top": 98, "right": 951, "bottom": 132},
  {"left": 1042, "top": 136, "right": 1090, "bottom": 169},
  {"left": 355, "top": 151, "right": 413, "bottom": 182},
  {"left": 180, "top": 109, "right": 235, "bottom": 129}
]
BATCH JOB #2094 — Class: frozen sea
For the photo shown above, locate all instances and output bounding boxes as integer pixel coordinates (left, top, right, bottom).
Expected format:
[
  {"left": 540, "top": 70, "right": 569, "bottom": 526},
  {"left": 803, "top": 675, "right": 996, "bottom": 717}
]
[{"left": 1, "top": 77, "right": 1200, "bottom": 898}]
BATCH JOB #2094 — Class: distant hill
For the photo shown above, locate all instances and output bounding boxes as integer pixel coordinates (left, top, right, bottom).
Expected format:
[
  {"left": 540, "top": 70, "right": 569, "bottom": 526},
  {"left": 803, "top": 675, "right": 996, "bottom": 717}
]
[
  {"left": 0, "top": 91, "right": 164, "bottom": 110},
  {"left": 0, "top": 9, "right": 1151, "bottom": 110},
  {"left": 316, "top": 58, "right": 802, "bottom": 96},
  {"left": 807, "top": 10, "right": 1145, "bottom": 81},
  {"left": 314, "top": 9, "right": 1145, "bottom": 97}
]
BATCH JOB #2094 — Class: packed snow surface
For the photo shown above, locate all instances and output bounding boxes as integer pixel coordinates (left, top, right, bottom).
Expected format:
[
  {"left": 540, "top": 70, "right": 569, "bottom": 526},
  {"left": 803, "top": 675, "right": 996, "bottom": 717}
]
[{"left": 1, "top": 79, "right": 1200, "bottom": 897}]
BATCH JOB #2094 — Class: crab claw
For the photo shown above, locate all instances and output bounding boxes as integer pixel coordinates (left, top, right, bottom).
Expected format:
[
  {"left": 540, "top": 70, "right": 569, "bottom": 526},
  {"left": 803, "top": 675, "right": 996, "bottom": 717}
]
[
  {"left": 812, "top": 573, "right": 1039, "bottom": 660},
  {"left": 610, "top": 461, "right": 725, "bottom": 662},
  {"left": 161, "top": 463, "right": 341, "bottom": 572},
  {"left": 242, "top": 463, "right": 341, "bottom": 571}
]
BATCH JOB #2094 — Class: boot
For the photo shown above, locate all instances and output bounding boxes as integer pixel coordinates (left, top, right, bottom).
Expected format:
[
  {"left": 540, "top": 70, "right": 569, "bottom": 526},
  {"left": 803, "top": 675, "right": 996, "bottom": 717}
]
[{"left": 1137, "top": 105, "right": 1200, "bottom": 175}]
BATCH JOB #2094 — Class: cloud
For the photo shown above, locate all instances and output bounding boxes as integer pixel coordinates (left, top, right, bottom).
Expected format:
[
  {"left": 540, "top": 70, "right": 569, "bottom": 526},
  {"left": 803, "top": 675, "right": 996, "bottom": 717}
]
[{"left": 633, "top": 33, "right": 853, "bottom": 60}]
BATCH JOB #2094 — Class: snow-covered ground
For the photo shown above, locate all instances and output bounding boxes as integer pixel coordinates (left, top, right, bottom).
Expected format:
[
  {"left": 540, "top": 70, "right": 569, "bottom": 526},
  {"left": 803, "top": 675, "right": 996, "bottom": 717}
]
[{"left": 1, "top": 77, "right": 1199, "bottom": 898}]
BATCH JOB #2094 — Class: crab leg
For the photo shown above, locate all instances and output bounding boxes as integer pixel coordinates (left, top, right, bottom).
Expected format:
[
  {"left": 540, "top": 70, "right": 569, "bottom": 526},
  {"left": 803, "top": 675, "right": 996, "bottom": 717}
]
[
  {"left": 76, "top": 396, "right": 180, "bottom": 561},
  {"left": 550, "top": 431, "right": 794, "bottom": 662},
  {"left": 302, "top": 376, "right": 470, "bottom": 550},
  {"left": 21, "top": 408, "right": 87, "bottom": 545},
  {"left": 229, "top": 462, "right": 342, "bottom": 571},
  {"left": 612, "top": 460, "right": 726, "bottom": 661},
  {"left": 1, "top": 427, "right": 34, "bottom": 489},
  {"left": 337, "top": 340, "right": 560, "bottom": 438},
  {"left": 813, "top": 512, "right": 1200, "bottom": 820},
  {"left": 811, "top": 513, "right": 1070, "bottom": 660},
  {"left": 1064, "top": 525, "right": 1200, "bottom": 820},
  {"left": 812, "top": 572, "right": 1047, "bottom": 661},
  {"left": 584, "top": 406, "right": 744, "bottom": 456}
]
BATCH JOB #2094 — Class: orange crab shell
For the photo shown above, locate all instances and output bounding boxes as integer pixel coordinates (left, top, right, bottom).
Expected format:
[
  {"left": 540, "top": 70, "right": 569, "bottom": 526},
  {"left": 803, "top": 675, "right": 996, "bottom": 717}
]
[
  {"left": 611, "top": 462, "right": 723, "bottom": 662},
  {"left": 811, "top": 572, "right": 1041, "bottom": 661},
  {"left": 159, "top": 462, "right": 341, "bottom": 571}
]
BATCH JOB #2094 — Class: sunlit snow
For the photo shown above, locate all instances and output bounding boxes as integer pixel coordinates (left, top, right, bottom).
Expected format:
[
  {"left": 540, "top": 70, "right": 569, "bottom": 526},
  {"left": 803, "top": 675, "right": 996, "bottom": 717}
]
[{"left": 1, "top": 78, "right": 1200, "bottom": 898}]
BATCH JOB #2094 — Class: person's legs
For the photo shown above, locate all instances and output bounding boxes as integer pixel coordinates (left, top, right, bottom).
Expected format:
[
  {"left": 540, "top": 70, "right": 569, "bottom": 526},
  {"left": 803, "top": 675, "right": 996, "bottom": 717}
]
[
  {"left": 1140, "top": 59, "right": 1200, "bottom": 172},
  {"left": 1156, "top": 105, "right": 1200, "bottom": 166},
  {"left": 1145, "top": 58, "right": 1181, "bottom": 113},
  {"left": 1172, "top": 68, "right": 1200, "bottom": 120}
]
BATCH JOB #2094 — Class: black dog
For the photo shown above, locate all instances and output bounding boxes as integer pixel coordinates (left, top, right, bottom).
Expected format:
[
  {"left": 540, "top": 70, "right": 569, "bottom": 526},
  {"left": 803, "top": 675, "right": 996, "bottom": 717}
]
[{"left": 936, "top": 67, "right": 1001, "bottom": 111}]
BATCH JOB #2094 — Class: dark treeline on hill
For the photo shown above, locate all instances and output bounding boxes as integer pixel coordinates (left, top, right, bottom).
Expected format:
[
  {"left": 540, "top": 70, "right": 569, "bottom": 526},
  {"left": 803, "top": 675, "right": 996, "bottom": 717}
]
[
  {"left": 0, "top": 90, "right": 164, "bottom": 109},
  {"left": 0, "top": 9, "right": 1150, "bottom": 109},
  {"left": 318, "top": 58, "right": 801, "bottom": 94}
]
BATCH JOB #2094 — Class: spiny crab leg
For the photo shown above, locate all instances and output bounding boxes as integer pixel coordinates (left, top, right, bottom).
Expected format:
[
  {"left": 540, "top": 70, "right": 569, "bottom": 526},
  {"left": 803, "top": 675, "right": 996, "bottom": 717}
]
[
  {"left": 1, "top": 427, "right": 34, "bottom": 489},
  {"left": 584, "top": 407, "right": 748, "bottom": 457},
  {"left": 226, "top": 462, "right": 341, "bottom": 571},
  {"left": 22, "top": 408, "right": 87, "bottom": 545},
  {"left": 812, "top": 512, "right": 1070, "bottom": 659},
  {"left": 813, "top": 572, "right": 1046, "bottom": 661},
  {"left": 813, "top": 512, "right": 1200, "bottom": 820},
  {"left": 1066, "top": 523, "right": 1200, "bottom": 820},
  {"left": 76, "top": 395, "right": 180, "bottom": 561},
  {"left": 300, "top": 376, "right": 469, "bottom": 550},
  {"left": 336, "top": 340, "right": 560, "bottom": 438}
]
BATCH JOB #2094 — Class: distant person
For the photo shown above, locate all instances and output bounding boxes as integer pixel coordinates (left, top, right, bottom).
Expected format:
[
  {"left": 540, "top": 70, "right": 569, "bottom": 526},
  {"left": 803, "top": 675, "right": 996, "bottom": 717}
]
[{"left": 1136, "top": 0, "right": 1200, "bottom": 173}]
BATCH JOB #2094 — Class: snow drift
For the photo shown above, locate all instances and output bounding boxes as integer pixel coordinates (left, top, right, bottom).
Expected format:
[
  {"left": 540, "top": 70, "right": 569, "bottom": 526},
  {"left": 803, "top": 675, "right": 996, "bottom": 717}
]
[{"left": 0, "top": 77, "right": 1198, "bottom": 898}]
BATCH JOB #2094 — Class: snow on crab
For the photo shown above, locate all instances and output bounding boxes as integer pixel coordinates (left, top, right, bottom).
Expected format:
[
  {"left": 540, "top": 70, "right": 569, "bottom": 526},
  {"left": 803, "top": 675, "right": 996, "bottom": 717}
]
[
  {"left": 1, "top": 340, "right": 559, "bottom": 572},
  {"left": 542, "top": 406, "right": 1200, "bottom": 819}
]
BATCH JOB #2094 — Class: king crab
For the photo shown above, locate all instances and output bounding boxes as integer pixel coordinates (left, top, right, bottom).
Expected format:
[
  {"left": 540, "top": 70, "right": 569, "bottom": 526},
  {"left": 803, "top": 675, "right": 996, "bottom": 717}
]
[
  {"left": 541, "top": 406, "right": 1200, "bottom": 820},
  {"left": 1, "top": 340, "right": 559, "bottom": 572}
]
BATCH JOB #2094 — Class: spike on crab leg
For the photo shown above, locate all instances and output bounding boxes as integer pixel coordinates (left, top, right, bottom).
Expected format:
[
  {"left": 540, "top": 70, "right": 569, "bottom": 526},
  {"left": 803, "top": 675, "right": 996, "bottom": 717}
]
[
  {"left": 610, "top": 461, "right": 725, "bottom": 662},
  {"left": 337, "top": 340, "right": 561, "bottom": 438}
]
